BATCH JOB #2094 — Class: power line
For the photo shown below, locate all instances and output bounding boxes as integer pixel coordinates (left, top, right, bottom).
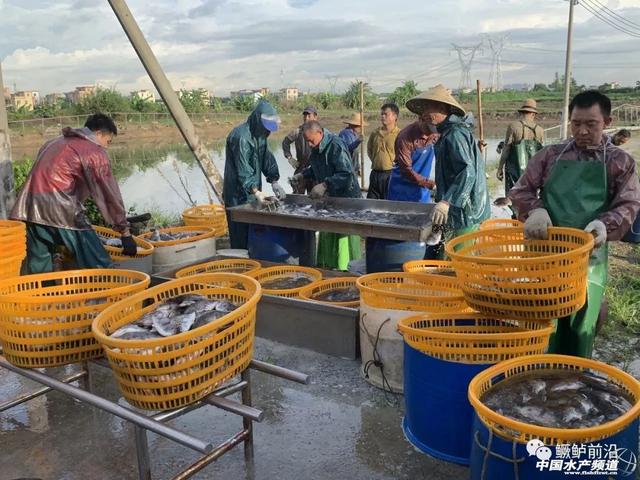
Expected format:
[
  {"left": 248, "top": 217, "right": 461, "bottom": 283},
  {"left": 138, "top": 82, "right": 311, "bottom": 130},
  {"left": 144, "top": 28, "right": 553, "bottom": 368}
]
[
  {"left": 587, "top": 0, "right": 640, "bottom": 31},
  {"left": 483, "top": 34, "right": 509, "bottom": 91},
  {"left": 579, "top": 0, "right": 640, "bottom": 38},
  {"left": 451, "top": 43, "right": 483, "bottom": 91}
]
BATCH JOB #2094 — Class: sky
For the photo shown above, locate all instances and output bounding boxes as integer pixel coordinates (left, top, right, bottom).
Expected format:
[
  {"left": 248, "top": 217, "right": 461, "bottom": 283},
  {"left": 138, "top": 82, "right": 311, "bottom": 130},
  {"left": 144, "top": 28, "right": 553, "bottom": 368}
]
[{"left": 1, "top": 0, "right": 640, "bottom": 97}]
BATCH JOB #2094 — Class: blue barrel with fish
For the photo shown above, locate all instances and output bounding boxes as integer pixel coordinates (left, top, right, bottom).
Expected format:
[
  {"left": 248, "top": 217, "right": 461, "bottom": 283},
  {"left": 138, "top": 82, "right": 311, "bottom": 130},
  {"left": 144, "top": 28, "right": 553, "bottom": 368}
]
[
  {"left": 397, "top": 314, "right": 555, "bottom": 465},
  {"left": 365, "top": 238, "right": 426, "bottom": 273},
  {"left": 468, "top": 354, "right": 640, "bottom": 479},
  {"left": 248, "top": 225, "right": 316, "bottom": 266}
]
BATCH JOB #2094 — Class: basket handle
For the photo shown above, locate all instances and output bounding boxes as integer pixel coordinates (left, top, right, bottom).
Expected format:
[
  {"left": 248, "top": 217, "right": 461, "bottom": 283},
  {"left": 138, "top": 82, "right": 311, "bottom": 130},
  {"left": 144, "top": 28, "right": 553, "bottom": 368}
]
[{"left": 175, "top": 245, "right": 197, "bottom": 254}]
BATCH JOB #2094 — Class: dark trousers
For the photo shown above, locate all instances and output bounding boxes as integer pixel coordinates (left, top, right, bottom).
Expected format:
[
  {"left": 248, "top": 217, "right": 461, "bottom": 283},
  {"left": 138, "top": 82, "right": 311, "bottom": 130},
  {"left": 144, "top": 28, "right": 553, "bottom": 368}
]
[{"left": 367, "top": 170, "right": 392, "bottom": 200}]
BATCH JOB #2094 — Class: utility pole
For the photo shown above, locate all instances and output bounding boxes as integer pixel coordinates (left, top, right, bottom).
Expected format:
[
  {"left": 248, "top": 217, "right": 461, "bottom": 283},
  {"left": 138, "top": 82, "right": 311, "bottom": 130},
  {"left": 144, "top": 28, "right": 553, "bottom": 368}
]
[
  {"left": 483, "top": 34, "right": 509, "bottom": 92},
  {"left": 359, "top": 81, "right": 366, "bottom": 190},
  {"left": 561, "top": 0, "right": 578, "bottom": 140},
  {"left": 452, "top": 43, "right": 483, "bottom": 92},
  {"left": 107, "top": 0, "right": 224, "bottom": 203},
  {"left": 0, "top": 61, "right": 14, "bottom": 219}
]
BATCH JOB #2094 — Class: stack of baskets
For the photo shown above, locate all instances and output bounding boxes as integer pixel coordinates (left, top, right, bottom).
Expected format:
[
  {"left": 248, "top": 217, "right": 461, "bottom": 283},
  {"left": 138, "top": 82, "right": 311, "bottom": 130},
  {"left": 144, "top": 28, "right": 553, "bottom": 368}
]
[
  {"left": 182, "top": 204, "right": 228, "bottom": 237},
  {"left": 0, "top": 220, "right": 26, "bottom": 280}
]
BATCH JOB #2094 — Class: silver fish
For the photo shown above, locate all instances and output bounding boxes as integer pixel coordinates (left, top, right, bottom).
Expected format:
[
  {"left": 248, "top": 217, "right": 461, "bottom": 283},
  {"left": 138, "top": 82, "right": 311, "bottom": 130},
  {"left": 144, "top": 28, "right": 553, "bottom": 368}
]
[
  {"left": 153, "top": 312, "right": 196, "bottom": 337},
  {"left": 111, "top": 324, "right": 163, "bottom": 340}
]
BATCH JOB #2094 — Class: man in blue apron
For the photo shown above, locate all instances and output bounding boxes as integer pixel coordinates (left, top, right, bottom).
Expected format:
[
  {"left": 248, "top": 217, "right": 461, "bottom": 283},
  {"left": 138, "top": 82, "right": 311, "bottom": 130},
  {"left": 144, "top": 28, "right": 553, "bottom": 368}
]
[{"left": 510, "top": 90, "right": 640, "bottom": 358}]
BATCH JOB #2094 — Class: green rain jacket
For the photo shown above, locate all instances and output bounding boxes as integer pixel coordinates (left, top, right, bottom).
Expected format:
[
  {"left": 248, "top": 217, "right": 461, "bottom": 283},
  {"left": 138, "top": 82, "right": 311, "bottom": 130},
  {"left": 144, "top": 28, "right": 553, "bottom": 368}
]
[
  {"left": 223, "top": 101, "right": 280, "bottom": 206},
  {"left": 303, "top": 129, "right": 361, "bottom": 198},
  {"left": 434, "top": 114, "right": 490, "bottom": 229}
]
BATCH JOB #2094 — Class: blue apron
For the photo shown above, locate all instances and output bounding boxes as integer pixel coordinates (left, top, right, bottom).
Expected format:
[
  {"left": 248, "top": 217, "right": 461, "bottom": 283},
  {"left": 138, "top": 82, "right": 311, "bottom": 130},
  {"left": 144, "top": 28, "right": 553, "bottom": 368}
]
[{"left": 387, "top": 145, "right": 434, "bottom": 203}]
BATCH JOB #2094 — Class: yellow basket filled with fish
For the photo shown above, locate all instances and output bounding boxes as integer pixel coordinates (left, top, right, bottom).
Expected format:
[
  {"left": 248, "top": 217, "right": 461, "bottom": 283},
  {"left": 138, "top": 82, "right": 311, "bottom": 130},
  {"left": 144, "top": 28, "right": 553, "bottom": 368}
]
[
  {"left": 93, "top": 225, "right": 154, "bottom": 274},
  {"left": 182, "top": 204, "right": 228, "bottom": 237},
  {"left": 0, "top": 269, "right": 150, "bottom": 368},
  {"left": 139, "top": 226, "right": 217, "bottom": 274},
  {"left": 0, "top": 220, "right": 27, "bottom": 280},
  {"left": 247, "top": 266, "right": 322, "bottom": 298},
  {"left": 402, "top": 260, "right": 456, "bottom": 276},
  {"left": 92, "top": 273, "right": 261, "bottom": 411},
  {"left": 175, "top": 258, "right": 262, "bottom": 278},
  {"left": 446, "top": 227, "right": 594, "bottom": 321},
  {"left": 299, "top": 277, "right": 360, "bottom": 308}
]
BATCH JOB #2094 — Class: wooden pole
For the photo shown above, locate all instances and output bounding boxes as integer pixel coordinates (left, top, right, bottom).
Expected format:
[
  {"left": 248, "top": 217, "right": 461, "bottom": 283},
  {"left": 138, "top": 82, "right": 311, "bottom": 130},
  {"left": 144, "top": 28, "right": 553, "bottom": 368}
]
[
  {"left": 359, "top": 81, "right": 365, "bottom": 190},
  {"left": 476, "top": 79, "right": 484, "bottom": 143},
  {"left": 0, "top": 61, "right": 14, "bottom": 219}
]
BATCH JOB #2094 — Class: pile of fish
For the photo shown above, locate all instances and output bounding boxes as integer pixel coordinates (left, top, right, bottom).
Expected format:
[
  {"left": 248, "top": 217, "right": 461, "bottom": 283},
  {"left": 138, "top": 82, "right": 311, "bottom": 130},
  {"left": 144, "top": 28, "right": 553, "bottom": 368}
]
[
  {"left": 261, "top": 275, "right": 315, "bottom": 290},
  {"left": 149, "top": 230, "right": 199, "bottom": 242},
  {"left": 110, "top": 294, "right": 237, "bottom": 340},
  {"left": 481, "top": 369, "right": 635, "bottom": 429},
  {"left": 97, "top": 235, "right": 128, "bottom": 248},
  {"left": 274, "top": 203, "right": 418, "bottom": 227},
  {"left": 313, "top": 286, "right": 360, "bottom": 303}
]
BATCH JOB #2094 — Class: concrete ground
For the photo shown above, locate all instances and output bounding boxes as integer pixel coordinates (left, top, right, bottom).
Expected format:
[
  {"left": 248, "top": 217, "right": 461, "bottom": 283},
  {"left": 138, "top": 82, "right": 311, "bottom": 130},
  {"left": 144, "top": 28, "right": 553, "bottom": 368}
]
[{"left": 1, "top": 338, "right": 466, "bottom": 480}]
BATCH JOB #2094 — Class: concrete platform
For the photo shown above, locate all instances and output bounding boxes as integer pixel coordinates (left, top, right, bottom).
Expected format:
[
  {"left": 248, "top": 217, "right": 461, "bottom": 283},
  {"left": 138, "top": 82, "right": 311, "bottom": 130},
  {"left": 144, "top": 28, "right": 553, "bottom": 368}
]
[{"left": 1, "top": 338, "right": 467, "bottom": 480}]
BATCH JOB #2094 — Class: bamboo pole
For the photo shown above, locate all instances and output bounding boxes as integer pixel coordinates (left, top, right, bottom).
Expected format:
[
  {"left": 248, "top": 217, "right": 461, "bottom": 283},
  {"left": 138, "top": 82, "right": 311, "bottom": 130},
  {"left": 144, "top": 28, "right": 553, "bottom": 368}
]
[
  {"left": 0, "top": 62, "right": 14, "bottom": 219},
  {"left": 359, "top": 81, "right": 365, "bottom": 190},
  {"left": 476, "top": 79, "right": 487, "bottom": 169}
]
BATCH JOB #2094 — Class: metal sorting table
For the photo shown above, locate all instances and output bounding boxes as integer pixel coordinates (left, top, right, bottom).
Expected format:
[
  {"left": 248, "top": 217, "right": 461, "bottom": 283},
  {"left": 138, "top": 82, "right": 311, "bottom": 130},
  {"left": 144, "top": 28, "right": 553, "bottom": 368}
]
[
  {"left": 154, "top": 256, "right": 360, "bottom": 360},
  {"left": 226, "top": 195, "right": 435, "bottom": 242},
  {"left": 0, "top": 355, "right": 309, "bottom": 480}
]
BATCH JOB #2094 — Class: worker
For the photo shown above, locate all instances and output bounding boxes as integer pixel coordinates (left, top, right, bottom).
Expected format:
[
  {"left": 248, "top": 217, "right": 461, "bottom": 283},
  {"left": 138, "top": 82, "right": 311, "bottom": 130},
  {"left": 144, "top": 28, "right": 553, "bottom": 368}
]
[
  {"left": 510, "top": 90, "right": 640, "bottom": 358},
  {"left": 366, "top": 103, "right": 400, "bottom": 200},
  {"left": 292, "top": 120, "right": 362, "bottom": 270},
  {"left": 223, "top": 100, "right": 286, "bottom": 249},
  {"left": 282, "top": 105, "right": 318, "bottom": 194},
  {"left": 10, "top": 113, "right": 137, "bottom": 273},
  {"left": 405, "top": 85, "right": 490, "bottom": 259},
  {"left": 496, "top": 99, "right": 544, "bottom": 199},
  {"left": 611, "top": 128, "right": 631, "bottom": 146},
  {"left": 338, "top": 113, "right": 368, "bottom": 176},
  {"left": 387, "top": 100, "right": 438, "bottom": 203}
]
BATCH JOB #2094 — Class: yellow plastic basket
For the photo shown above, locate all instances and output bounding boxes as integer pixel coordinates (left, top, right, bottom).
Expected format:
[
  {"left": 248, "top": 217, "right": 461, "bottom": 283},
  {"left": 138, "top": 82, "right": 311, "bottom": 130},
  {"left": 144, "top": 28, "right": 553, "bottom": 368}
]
[
  {"left": 402, "top": 260, "right": 456, "bottom": 276},
  {"left": 248, "top": 266, "right": 322, "bottom": 298},
  {"left": 398, "top": 313, "right": 553, "bottom": 364},
  {"left": 356, "top": 272, "right": 467, "bottom": 312},
  {"left": 182, "top": 204, "right": 228, "bottom": 236},
  {"left": 139, "top": 226, "right": 216, "bottom": 246},
  {"left": 92, "top": 273, "right": 262, "bottom": 411},
  {"left": 0, "top": 220, "right": 27, "bottom": 279},
  {"left": 0, "top": 256, "right": 24, "bottom": 280},
  {"left": 93, "top": 225, "right": 154, "bottom": 261},
  {"left": 468, "top": 354, "right": 640, "bottom": 445},
  {"left": 299, "top": 277, "right": 360, "bottom": 308},
  {"left": 445, "top": 227, "right": 594, "bottom": 321},
  {"left": 479, "top": 218, "right": 523, "bottom": 230},
  {"left": 175, "top": 259, "right": 262, "bottom": 278},
  {"left": 0, "top": 219, "right": 26, "bottom": 238},
  {"left": 0, "top": 269, "right": 150, "bottom": 368}
]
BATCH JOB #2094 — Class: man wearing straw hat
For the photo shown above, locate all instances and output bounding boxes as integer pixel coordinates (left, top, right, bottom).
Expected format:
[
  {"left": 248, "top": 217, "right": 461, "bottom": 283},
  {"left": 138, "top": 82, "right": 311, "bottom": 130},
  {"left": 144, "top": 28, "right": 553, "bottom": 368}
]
[
  {"left": 339, "top": 112, "right": 368, "bottom": 176},
  {"left": 405, "top": 85, "right": 490, "bottom": 259},
  {"left": 510, "top": 90, "right": 640, "bottom": 358},
  {"left": 496, "top": 99, "right": 544, "bottom": 198}
]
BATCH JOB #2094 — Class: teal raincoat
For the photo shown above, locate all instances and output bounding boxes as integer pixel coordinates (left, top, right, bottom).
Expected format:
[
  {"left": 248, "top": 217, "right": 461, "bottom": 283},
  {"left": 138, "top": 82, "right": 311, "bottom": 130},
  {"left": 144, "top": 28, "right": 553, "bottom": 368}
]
[{"left": 223, "top": 101, "right": 280, "bottom": 248}]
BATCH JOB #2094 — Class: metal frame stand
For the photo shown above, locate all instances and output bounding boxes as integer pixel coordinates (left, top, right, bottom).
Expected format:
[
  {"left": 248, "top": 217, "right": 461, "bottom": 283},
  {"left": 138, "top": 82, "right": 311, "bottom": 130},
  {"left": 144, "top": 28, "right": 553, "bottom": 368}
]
[{"left": 0, "top": 356, "right": 309, "bottom": 480}]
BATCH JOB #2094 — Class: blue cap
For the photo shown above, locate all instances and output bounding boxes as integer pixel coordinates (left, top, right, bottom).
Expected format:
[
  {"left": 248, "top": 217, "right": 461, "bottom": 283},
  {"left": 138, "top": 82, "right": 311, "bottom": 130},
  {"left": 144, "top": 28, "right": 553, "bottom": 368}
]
[{"left": 261, "top": 113, "right": 281, "bottom": 132}]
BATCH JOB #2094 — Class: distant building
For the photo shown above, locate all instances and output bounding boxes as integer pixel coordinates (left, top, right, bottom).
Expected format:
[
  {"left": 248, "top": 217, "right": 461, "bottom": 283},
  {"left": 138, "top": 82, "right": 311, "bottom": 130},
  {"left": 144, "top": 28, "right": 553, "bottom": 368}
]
[
  {"left": 230, "top": 89, "right": 264, "bottom": 102},
  {"left": 503, "top": 83, "right": 532, "bottom": 92},
  {"left": 280, "top": 87, "right": 299, "bottom": 101},
  {"left": 45, "top": 93, "right": 66, "bottom": 105},
  {"left": 69, "top": 85, "right": 96, "bottom": 104},
  {"left": 131, "top": 89, "right": 155, "bottom": 103},
  {"left": 610, "top": 81, "right": 622, "bottom": 90},
  {"left": 259, "top": 87, "right": 270, "bottom": 97},
  {"left": 10, "top": 91, "right": 37, "bottom": 111}
]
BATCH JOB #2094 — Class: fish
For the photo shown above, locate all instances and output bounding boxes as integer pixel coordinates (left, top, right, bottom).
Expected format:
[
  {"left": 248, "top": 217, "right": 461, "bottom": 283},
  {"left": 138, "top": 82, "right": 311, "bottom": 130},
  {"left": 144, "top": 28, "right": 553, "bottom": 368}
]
[
  {"left": 149, "top": 230, "right": 198, "bottom": 242},
  {"left": 111, "top": 324, "right": 163, "bottom": 340},
  {"left": 152, "top": 312, "right": 196, "bottom": 337},
  {"left": 493, "top": 197, "right": 512, "bottom": 207},
  {"left": 261, "top": 275, "right": 314, "bottom": 290},
  {"left": 314, "top": 286, "right": 360, "bottom": 303}
]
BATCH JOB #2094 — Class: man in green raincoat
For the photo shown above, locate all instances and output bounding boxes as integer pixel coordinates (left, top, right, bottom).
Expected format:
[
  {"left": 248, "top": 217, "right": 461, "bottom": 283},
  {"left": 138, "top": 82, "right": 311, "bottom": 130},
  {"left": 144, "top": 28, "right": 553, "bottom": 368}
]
[
  {"left": 510, "top": 90, "right": 640, "bottom": 358},
  {"left": 291, "top": 120, "right": 362, "bottom": 270},
  {"left": 223, "top": 101, "right": 286, "bottom": 249},
  {"left": 405, "top": 85, "right": 490, "bottom": 259}
]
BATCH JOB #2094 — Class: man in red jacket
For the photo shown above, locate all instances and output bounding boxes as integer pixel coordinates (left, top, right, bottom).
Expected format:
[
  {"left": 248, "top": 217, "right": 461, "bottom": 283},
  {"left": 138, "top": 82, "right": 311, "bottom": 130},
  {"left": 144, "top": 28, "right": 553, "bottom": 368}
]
[{"left": 10, "top": 113, "right": 136, "bottom": 273}]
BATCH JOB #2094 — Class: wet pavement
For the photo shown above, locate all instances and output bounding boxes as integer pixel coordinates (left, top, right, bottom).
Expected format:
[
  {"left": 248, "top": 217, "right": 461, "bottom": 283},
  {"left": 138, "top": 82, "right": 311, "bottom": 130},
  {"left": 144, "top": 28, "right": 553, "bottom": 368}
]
[{"left": 1, "top": 339, "right": 466, "bottom": 480}]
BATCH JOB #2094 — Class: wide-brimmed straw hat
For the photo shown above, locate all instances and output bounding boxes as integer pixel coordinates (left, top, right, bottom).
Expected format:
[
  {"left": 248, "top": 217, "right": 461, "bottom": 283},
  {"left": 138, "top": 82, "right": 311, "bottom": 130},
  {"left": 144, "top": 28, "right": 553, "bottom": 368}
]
[
  {"left": 518, "top": 98, "right": 538, "bottom": 114},
  {"left": 406, "top": 84, "right": 466, "bottom": 117},
  {"left": 344, "top": 112, "right": 369, "bottom": 127}
]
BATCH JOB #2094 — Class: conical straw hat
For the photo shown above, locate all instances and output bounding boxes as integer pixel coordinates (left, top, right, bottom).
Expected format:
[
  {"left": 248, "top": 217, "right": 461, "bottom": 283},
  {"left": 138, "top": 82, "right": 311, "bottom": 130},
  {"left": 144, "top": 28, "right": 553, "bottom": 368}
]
[
  {"left": 343, "top": 112, "right": 369, "bottom": 126},
  {"left": 406, "top": 84, "right": 466, "bottom": 116},
  {"left": 518, "top": 98, "right": 538, "bottom": 114}
]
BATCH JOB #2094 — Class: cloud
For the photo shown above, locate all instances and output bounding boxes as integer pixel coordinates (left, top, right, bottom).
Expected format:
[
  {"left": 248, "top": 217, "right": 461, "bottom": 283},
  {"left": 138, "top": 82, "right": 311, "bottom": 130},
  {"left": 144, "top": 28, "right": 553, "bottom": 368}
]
[
  {"left": 188, "top": 0, "right": 228, "bottom": 18},
  {"left": 288, "top": 0, "right": 318, "bottom": 7}
]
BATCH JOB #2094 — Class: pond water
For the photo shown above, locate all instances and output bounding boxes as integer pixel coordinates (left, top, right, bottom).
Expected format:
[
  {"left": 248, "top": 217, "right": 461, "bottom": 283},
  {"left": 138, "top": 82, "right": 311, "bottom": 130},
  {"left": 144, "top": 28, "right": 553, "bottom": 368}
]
[{"left": 108, "top": 136, "right": 507, "bottom": 218}]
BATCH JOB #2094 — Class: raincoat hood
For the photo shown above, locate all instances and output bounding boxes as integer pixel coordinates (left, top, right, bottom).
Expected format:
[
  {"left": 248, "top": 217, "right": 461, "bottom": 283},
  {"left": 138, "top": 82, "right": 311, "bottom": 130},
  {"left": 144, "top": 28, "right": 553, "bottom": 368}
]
[
  {"left": 247, "top": 100, "right": 279, "bottom": 138},
  {"left": 436, "top": 114, "right": 474, "bottom": 133},
  {"left": 62, "top": 126, "right": 104, "bottom": 147}
]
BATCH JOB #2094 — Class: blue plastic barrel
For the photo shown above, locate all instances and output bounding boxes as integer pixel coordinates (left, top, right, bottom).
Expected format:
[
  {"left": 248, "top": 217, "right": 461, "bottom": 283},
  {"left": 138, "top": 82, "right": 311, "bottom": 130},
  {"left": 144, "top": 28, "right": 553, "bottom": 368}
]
[
  {"left": 365, "top": 238, "right": 426, "bottom": 273},
  {"left": 403, "top": 343, "right": 491, "bottom": 465},
  {"left": 623, "top": 212, "right": 640, "bottom": 243},
  {"left": 248, "top": 225, "right": 316, "bottom": 266},
  {"left": 470, "top": 413, "right": 639, "bottom": 479}
]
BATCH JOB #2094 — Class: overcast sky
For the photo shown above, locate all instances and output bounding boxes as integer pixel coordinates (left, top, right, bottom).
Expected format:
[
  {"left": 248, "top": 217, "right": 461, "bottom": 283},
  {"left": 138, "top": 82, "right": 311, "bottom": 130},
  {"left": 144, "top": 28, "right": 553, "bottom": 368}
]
[{"left": 1, "top": 0, "right": 639, "bottom": 97}]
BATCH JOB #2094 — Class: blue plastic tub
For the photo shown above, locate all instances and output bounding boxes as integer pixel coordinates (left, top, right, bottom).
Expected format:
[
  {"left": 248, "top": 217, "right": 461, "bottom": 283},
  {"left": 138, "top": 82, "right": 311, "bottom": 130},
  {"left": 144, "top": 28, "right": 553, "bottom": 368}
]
[
  {"left": 470, "top": 413, "right": 639, "bottom": 479},
  {"left": 248, "top": 225, "right": 315, "bottom": 265},
  {"left": 365, "top": 238, "right": 426, "bottom": 273},
  {"left": 402, "top": 343, "right": 491, "bottom": 465},
  {"left": 623, "top": 212, "right": 640, "bottom": 243}
]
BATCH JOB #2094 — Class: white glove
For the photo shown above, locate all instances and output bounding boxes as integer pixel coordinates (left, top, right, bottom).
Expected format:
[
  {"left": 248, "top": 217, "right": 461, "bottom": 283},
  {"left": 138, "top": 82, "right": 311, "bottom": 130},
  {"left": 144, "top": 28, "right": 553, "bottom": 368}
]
[
  {"left": 271, "top": 181, "right": 286, "bottom": 201},
  {"left": 287, "top": 156, "right": 299, "bottom": 169},
  {"left": 584, "top": 219, "right": 607, "bottom": 247},
  {"left": 524, "top": 208, "right": 552, "bottom": 240},
  {"left": 254, "top": 190, "right": 269, "bottom": 205},
  {"left": 288, "top": 173, "right": 304, "bottom": 190},
  {"left": 431, "top": 201, "right": 450, "bottom": 226},
  {"left": 310, "top": 182, "right": 328, "bottom": 199}
]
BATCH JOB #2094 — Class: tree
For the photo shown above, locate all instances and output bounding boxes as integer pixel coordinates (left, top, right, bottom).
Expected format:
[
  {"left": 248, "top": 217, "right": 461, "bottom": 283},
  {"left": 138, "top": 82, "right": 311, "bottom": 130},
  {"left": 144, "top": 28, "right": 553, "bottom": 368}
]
[
  {"left": 75, "top": 88, "right": 131, "bottom": 115},
  {"left": 532, "top": 83, "right": 549, "bottom": 92},
  {"left": 312, "top": 92, "right": 339, "bottom": 110},
  {"left": 387, "top": 81, "right": 420, "bottom": 107},
  {"left": 342, "top": 81, "right": 378, "bottom": 109},
  {"left": 233, "top": 95, "right": 256, "bottom": 112},
  {"left": 130, "top": 96, "right": 159, "bottom": 113},
  {"left": 178, "top": 89, "right": 209, "bottom": 113}
]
